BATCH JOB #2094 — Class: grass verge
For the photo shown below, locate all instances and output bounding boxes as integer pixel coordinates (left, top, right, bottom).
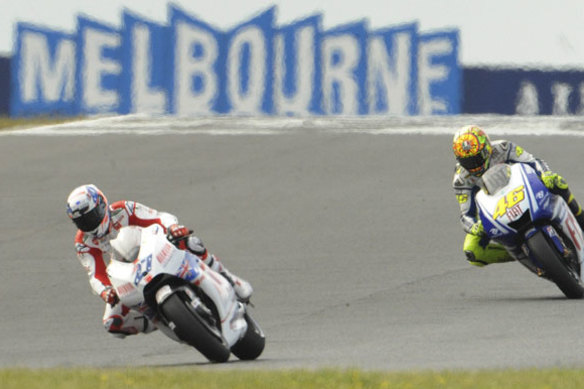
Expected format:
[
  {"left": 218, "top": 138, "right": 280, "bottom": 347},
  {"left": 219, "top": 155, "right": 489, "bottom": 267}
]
[
  {"left": 0, "top": 116, "right": 84, "bottom": 131},
  {"left": 1, "top": 367, "right": 584, "bottom": 389}
]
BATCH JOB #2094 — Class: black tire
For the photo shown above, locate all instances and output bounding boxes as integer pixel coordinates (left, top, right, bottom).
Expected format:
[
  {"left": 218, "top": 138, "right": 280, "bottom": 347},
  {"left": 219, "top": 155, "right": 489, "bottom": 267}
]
[
  {"left": 527, "top": 230, "right": 584, "bottom": 299},
  {"left": 230, "top": 312, "right": 265, "bottom": 360},
  {"left": 159, "top": 293, "right": 231, "bottom": 362}
]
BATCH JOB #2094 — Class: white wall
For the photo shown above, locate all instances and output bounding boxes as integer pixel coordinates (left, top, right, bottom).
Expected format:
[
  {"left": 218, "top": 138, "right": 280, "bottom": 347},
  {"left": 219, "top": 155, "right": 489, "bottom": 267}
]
[{"left": 2, "top": 0, "right": 584, "bottom": 68}]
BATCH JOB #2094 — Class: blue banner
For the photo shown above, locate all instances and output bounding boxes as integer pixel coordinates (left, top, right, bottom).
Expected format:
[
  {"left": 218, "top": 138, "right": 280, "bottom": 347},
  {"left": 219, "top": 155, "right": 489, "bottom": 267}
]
[
  {"left": 10, "top": 5, "right": 461, "bottom": 117},
  {"left": 0, "top": 57, "right": 9, "bottom": 115},
  {"left": 275, "top": 15, "right": 322, "bottom": 115},
  {"left": 418, "top": 30, "right": 460, "bottom": 115},
  {"left": 463, "top": 67, "right": 584, "bottom": 115},
  {"left": 11, "top": 23, "right": 76, "bottom": 116},
  {"left": 167, "top": 5, "right": 225, "bottom": 115},
  {"left": 368, "top": 23, "right": 418, "bottom": 115},
  {"left": 75, "top": 16, "right": 122, "bottom": 115},
  {"left": 119, "top": 11, "right": 170, "bottom": 114},
  {"left": 321, "top": 21, "right": 368, "bottom": 115},
  {"left": 224, "top": 7, "right": 275, "bottom": 114}
]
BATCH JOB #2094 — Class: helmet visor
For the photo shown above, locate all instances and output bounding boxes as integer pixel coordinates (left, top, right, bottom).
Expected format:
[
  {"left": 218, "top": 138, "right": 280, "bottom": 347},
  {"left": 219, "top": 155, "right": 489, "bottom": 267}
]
[
  {"left": 72, "top": 201, "right": 106, "bottom": 232},
  {"left": 458, "top": 146, "right": 490, "bottom": 175},
  {"left": 458, "top": 154, "right": 486, "bottom": 171}
]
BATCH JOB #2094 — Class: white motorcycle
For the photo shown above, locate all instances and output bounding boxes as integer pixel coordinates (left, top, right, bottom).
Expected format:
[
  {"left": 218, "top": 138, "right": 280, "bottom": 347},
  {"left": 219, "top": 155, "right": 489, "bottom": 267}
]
[{"left": 106, "top": 224, "right": 265, "bottom": 362}]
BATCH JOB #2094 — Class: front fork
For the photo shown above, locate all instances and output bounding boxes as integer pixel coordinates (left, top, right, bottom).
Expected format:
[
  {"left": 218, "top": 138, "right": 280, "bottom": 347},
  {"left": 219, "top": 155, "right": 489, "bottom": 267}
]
[{"left": 168, "top": 252, "right": 248, "bottom": 348}]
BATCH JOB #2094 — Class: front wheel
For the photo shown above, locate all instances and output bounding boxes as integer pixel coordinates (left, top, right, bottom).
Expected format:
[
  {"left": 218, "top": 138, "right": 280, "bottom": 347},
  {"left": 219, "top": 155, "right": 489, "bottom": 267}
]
[
  {"left": 230, "top": 311, "right": 265, "bottom": 360},
  {"left": 159, "top": 293, "right": 231, "bottom": 362},
  {"left": 526, "top": 230, "right": 584, "bottom": 299}
]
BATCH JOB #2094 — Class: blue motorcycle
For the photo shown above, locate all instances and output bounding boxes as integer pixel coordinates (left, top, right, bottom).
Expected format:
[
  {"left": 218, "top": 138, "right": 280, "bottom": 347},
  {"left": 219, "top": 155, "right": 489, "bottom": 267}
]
[{"left": 476, "top": 163, "right": 584, "bottom": 298}]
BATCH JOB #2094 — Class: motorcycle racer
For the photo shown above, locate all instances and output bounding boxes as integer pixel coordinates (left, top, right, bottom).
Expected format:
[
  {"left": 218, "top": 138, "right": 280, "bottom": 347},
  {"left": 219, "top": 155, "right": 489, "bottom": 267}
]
[
  {"left": 452, "top": 125, "right": 584, "bottom": 267},
  {"left": 66, "top": 184, "right": 253, "bottom": 337}
]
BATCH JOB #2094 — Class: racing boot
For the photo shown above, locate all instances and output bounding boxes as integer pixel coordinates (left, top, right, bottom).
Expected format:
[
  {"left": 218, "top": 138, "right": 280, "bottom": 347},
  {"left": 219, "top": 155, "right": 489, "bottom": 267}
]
[
  {"left": 186, "top": 236, "right": 253, "bottom": 302},
  {"left": 463, "top": 233, "right": 514, "bottom": 267},
  {"left": 565, "top": 192, "right": 584, "bottom": 231},
  {"left": 205, "top": 254, "right": 253, "bottom": 303},
  {"left": 550, "top": 175, "right": 584, "bottom": 231},
  {"left": 103, "top": 305, "right": 156, "bottom": 339}
]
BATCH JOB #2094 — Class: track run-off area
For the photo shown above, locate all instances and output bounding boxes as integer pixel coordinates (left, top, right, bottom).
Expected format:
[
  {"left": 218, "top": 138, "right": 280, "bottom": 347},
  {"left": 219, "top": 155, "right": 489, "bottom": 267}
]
[{"left": 2, "top": 115, "right": 584, "bottom": 370}]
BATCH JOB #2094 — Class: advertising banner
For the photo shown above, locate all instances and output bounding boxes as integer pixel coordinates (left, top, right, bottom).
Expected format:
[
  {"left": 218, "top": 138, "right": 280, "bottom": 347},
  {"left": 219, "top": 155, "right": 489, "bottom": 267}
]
[
  {"left": 0, "top": 57, "right": 9, "bottom": 115},
  {"left": 464, "top": 67, "right": 584, "bottom": 115},
  {"left": 10, "top": 5, "right": 461, "bottom": 117}
]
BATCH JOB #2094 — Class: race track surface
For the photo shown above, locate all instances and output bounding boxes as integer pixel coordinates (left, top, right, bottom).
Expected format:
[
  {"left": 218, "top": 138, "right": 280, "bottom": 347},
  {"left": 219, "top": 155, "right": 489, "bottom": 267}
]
[{"left": 2, "top": 116, "right": 584, "bottom": 370}]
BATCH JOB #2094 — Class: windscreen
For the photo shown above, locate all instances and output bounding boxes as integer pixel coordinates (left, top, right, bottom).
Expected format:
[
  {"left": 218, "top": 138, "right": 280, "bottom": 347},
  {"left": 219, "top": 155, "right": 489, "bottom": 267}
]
[{"left": 482, "top": 164, "right": 512, "bottom": 195}]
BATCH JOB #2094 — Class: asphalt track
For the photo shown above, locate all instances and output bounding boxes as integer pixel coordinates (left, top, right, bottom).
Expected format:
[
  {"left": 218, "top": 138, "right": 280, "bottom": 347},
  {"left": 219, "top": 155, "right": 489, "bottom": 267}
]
[{"left": 2, "top": 116, "right": 584, "bottom": 371}]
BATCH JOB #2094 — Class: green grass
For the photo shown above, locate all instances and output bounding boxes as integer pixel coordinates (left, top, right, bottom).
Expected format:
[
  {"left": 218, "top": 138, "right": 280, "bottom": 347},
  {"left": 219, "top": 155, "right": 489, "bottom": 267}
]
[
  {"left": 0, "top": 116, "right": 84, "bottom": 131},
  {"left": 1, "top": 367, "right": 584, "bottom": 389}
]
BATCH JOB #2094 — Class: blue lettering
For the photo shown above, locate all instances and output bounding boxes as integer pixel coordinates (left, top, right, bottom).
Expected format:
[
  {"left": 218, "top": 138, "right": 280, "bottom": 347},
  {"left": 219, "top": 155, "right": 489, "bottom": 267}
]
[
  {"left": 168, "top": 5, "right": 225, "bottom": 115},
  {"left": 11, "top": 24, "right": 76, "bottom": 116},
  {"left": 10, "top": 5, "right": 462, "bottom": 117},
  {"left": 417, "top": 31, "right": 460, "bottom": 115},
  {"left": 75, "top": 17, "right": 122, "bottom": 114},
  {"left": 119, "top": 11, "right": 169, "bottom": 114},
  {"left": 275, "top": 16, "right": 321, "bottom": 115}
]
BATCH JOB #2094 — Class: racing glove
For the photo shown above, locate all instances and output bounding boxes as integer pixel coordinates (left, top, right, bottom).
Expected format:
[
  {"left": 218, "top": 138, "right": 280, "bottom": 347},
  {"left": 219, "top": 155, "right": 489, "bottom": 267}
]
[
  {"left": 101, "top": 287, "right": 119, "bottom": 306},
  {"left": 541, "top": 171, "right": 568, "bottom": 191},
  {"left": 167, "top": 224, "right": 193, "bottom": 250},
  {"left": 168, "top": 224, "right": 192, "bottom": 239},
  {"left": 541, "top": 171, "right": 557, "bottom": 190}
]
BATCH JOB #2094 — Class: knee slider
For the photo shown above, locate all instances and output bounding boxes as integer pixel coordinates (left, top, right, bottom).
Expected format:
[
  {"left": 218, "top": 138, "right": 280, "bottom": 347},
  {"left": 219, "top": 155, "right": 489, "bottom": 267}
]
[
  {"left": 104, "top": 315, "right": 124, "bottom": 333},
  {"left": 464, "top": 250, "right": 487, "bottom": 267}
]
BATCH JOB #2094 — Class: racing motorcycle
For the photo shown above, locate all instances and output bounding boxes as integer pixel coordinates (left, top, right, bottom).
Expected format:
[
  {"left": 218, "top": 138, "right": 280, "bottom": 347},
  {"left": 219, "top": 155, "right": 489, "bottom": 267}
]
[
  {"left": 106, "top": 224, "right": 265, "bottom": 362},
  {"left": 476, "top": 162, "right": 584, "bottom": 298}
]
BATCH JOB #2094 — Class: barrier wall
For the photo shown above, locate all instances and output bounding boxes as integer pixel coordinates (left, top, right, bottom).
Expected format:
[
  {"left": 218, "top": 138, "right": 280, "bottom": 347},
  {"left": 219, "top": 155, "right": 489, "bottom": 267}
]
[
  {"left": 5, "top": 58, "right": 584, "bottom": 117},
  {"left": 463, "top": 67, "right": 584, "bottom": 115},
  {"left": 0, "top": 57, "right": 9, "bottom": 115},
  {"left": 4, "top": 7, "right": 584, "bottom": 117}
]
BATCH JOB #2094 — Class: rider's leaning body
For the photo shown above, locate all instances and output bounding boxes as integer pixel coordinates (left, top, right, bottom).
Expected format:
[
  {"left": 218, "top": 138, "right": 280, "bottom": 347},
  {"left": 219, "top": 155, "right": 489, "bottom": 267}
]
[
  {"left": 67, "top": 184, "right": 252, "bottom": 337},
  {"left": 452, "top": 125, "right": 584, "bottom": 267},
  {"left": 73, "top": 199, "right": 178, "bottom": 304}
]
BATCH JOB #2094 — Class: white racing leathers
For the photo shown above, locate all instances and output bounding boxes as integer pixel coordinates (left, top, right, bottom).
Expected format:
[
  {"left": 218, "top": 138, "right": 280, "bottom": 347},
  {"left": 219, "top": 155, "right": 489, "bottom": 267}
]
[
  {"left": 107, "top": 225, "right": 247, "bottom": 347},
  {"left": 74, "top": 200, "right": 178, "bottom": 335},
  {"left": 73, "top": 199, "right": 251, "bottom": 336}
]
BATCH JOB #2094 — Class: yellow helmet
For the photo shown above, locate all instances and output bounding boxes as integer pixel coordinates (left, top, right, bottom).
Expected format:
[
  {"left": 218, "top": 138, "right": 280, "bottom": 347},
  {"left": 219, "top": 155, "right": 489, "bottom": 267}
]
[{"left": 452, "top": 125, "right": 492, "bottom": 176}]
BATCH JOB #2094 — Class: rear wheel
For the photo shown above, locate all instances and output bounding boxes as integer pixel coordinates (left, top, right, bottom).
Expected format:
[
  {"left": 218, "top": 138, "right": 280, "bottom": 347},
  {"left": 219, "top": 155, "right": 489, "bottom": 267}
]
[
  {"left": 159, "top": 293, "right": 231, "bottom": 362},
  {"left": 230, "top": 311, "right": 265, "bottom": 360},
  {"left": 527, "top": 230, "right": 584, "bottom": 299}
]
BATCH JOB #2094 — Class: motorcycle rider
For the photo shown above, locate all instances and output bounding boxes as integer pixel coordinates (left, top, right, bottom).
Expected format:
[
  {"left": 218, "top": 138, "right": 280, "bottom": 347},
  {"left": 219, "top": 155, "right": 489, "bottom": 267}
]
[
  {"left": 66, "top": 184, "right": 253, "bottom": 337},
  {"left": 452, "top": 125, "right": 584, "bottom": 267}
]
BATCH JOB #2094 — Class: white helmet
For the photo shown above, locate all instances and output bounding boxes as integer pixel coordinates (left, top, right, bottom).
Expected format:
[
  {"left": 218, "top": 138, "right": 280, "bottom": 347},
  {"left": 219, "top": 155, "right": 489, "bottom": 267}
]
[{"left": 66, "top": 184, "right": 111, "bottom": 238}]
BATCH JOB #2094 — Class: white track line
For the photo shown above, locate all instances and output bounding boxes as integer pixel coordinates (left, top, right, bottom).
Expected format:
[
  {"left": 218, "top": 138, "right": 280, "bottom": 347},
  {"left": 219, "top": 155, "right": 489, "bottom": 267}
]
[{"left": 2, "top": 114, "right": 584, "bottom": 136}]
